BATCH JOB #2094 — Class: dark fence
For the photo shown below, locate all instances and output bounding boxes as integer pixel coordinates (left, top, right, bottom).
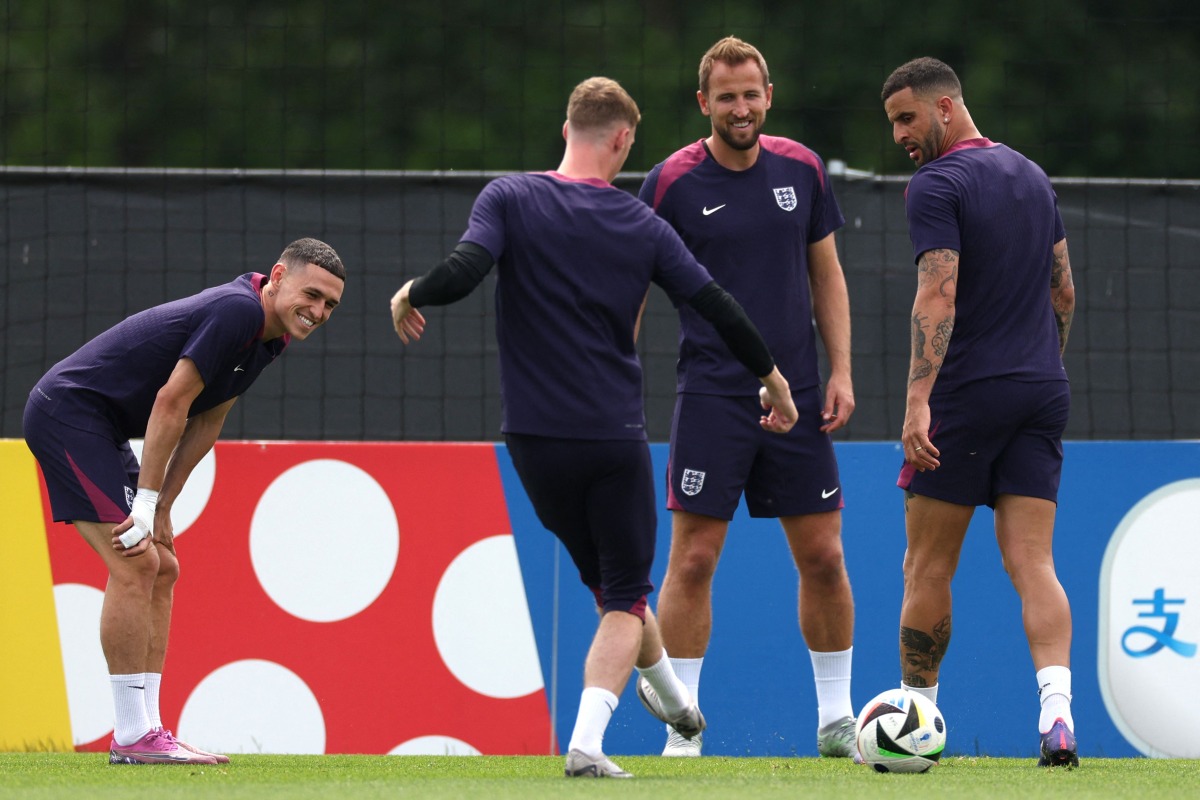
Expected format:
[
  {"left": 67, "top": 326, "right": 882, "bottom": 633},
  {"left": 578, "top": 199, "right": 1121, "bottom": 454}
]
[{"left": 3, "top": 168, "right": 1197, "bottom": 441}]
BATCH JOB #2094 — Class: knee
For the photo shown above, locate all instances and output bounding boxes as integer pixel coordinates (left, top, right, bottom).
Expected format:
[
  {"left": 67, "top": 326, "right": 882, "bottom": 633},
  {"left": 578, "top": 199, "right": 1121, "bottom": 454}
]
[
  {"left": 793, "top": 540, "right": 848, "bottom": 582},
  {"left": 902, "top": 548, "right": 956, "bottom": 588},
  {"left": 998, "top": 548, "right": 1052, "bottom": 586},
  {"left": 666, "top": 543, "right": 720, "bottom": 586},
  {"left": 112, "top": 547, "right": 161, "bottom": 593},
  {"left": 154, "top": 547, "right": 181, "bottom": 588}
]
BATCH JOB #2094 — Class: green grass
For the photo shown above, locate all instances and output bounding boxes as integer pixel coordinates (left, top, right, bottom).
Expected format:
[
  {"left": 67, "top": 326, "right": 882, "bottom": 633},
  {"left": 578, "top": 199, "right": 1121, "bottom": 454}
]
[{"left": 1, "top": 753, "right": 1198, "bottom": 799}]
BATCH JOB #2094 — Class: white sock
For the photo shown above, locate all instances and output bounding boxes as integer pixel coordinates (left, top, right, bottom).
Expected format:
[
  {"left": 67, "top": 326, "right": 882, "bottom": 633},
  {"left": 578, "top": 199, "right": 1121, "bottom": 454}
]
[
  {"left": 902, "top": 682, "right": 938, "bottom": 706},
  {"left": 670, "top": 657, "right": 704, "bottom": 706},
  {"left": 567, "top": 687, "right": 618, "bottom": 757},
  {"left": 637, "top": 650, "right": 692, "bottom": 717},
  {"left": 810, "top": 647, "right": 855, "bottom": 728},
  {"left": 111, "top": 673, "right": 152, "bottom": 746},
  {"left": 144, "top": 673, "right": 163, "bottom": 729},
  {"left": 1037, "top": 665, "right": 1074, "bottom": 733}
]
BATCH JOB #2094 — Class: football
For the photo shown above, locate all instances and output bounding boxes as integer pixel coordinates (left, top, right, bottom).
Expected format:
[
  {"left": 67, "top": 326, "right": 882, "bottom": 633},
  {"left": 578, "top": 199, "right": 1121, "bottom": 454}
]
[{"left": 855, "top": 688, "right": 946, "bottom": 773}]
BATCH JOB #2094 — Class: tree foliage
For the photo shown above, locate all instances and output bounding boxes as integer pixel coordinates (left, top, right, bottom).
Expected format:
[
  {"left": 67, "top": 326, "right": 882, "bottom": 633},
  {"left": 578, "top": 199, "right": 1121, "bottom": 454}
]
[{"left": 2, "top": 0, "right": 1197, "bottom": 176}]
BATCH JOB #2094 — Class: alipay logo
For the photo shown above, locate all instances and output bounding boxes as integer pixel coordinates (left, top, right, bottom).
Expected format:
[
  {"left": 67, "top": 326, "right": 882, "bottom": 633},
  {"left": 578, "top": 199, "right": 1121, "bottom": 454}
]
[{"left": 1098, "top": 479, "right": 1200, "bottom": 758}]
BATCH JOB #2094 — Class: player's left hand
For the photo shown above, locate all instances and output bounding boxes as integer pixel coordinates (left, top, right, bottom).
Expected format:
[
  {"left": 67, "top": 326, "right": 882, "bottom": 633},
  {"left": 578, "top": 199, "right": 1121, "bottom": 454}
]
[
  {"left": 390, "top": 281, "right": 427, "bottom": 344},
  {"left": 820, "top": 372, "right": 855, "bottom": 433},
  {"left": 153, "top": 505, "right": 177, "bottom": 553}
]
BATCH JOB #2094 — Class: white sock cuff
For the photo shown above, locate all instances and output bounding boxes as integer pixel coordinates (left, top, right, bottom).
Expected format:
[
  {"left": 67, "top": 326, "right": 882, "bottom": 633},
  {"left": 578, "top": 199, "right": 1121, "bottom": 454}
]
[
  {"left": 669, "top": 657, "right": 704, "bottom": 689},
  {"left": 809, "top": 647, "right": 853, "bottom": 680},
  {"left": 1036, "top": 665, "right": 1072, "bottom": 701},
  {"left": 581, "top": 686, "right": 619, "bottom": 709},
  {"left": 902, "top": 682, "right": 939, "bottom": 705},
  {"left": 636, "top": 649, "right": 670, "bottom": 677}
]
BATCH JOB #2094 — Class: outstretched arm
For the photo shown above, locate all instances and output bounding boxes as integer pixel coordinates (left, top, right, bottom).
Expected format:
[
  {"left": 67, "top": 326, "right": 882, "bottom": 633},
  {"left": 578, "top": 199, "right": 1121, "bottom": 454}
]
[
  {"left": 390, "top": 242, "right": 494, "bottom": 344},
  {"left": 686, "top": 281, "right": 798, "bottom": 433}
]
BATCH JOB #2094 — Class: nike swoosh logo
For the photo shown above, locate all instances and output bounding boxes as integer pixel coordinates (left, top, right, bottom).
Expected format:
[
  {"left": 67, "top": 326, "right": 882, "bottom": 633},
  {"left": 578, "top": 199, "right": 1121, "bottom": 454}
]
[
  {"left": 821, "top": 487, "right": 839, "bottom": 499},
  {"left": 702, "top": 204, "right": 726, "bottom": 215},
  {"left": 234, "top": 366, "right": 245, "bottom": 372}
]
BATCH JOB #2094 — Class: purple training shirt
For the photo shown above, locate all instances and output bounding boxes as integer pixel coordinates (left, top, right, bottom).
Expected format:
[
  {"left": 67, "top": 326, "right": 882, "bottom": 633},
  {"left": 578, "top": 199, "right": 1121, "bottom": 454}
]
[
  {"left": 460, "top": 171, "right": 716, "bottom": 440},
  {"left": 640, "top": 136, "right": 845, "bottom": 396},
  {"left": 904, "top": 139, "right": 1068, "bottom": 392},
  {"left": 30, "top": 273, "right": 288, "bottom": 438}
]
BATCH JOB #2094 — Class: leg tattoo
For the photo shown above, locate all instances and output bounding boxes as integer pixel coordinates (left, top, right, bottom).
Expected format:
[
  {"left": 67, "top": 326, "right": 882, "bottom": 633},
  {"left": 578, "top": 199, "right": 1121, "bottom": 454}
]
[{"left": 901, "top": 615, "right": 951, "bottom": 687}]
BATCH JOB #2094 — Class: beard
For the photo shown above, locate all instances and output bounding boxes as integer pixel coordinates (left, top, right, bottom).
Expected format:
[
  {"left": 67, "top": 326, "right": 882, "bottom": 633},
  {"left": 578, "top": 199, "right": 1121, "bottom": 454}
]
[
  {"left": 714, "top": 118, "right": 762, "bottom": 152},
  {"left": 914, "top": 118, "right": 944, "bottom": 165}
]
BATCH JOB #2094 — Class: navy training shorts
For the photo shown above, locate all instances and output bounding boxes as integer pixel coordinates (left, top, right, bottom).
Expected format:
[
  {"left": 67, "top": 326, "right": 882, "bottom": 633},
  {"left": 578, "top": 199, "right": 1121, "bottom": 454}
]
[
  {"left": 666, "top": 386, "right": 843, "bottom": 520},
  {"left": 897, "top": 377, "right": 1070, "bottom": 507},
  {"left": 505, "top": 433, "right": 655, "bottom": 618},
  {"left": 23, "top": 399, "right": 138, "bottom": 524}
]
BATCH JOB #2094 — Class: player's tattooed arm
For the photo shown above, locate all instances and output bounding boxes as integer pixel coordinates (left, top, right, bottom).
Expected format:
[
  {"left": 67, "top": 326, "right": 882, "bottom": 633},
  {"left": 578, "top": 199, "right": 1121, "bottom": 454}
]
[
  {"left": 1050, "top": 239, "right": 1075, "bottom": 355},
  {"left": 900, "top": 615, "right": 952, "bottom": 686},
  {"left": 908, "top": 249, "right": 958, "bottom": 389}
]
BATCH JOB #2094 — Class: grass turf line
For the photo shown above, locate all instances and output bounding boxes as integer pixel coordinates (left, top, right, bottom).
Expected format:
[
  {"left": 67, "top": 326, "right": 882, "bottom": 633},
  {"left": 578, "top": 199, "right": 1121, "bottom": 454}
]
[{"left": 1, "top": 753, "right": 1198, "bottom": 799}]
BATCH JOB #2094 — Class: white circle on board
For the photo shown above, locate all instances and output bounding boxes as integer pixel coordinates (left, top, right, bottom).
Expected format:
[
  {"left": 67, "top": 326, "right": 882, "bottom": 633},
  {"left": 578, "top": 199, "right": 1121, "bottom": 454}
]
[
  {"left": 177, "top": 659, "right": 325, "bottom": 754},
  {"left": 53, "top": 583, "right": 111, "bottom": 745},
  {"left": 432, "top": 535, "right": 544, "bottom": 699},
  {"left": 1099, "top": 478, "right": 1200, "bottom": 758},
  {"left": 129, "top": 439, "right": 216, "bottom": 536},
  {"left": 389, "top": 735, "right": 482, "bottom": 755},
  {"left": 250, "top": 459, "right": 399, "bottom": 622}
]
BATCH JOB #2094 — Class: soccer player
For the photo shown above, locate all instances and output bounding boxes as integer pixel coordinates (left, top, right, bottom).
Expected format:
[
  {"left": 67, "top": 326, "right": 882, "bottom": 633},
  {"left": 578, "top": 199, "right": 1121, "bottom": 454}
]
[
  {"left": 880, "top": 57, "right": 1078, "bottom": 767},
  {"left": 390, "top": 76, "right": 799, "bottom": 778},
  {"left": 637, "top": 37, "right": 859, "bottom": 759},
  {"left": 23, "top": 238, "right": 346, "bottom": 765}
]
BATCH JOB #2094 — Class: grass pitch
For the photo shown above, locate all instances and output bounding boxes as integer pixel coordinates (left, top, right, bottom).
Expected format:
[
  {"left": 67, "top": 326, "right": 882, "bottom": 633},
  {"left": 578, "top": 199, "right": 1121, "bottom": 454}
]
[{"left": 1, "top": 753, "right": 1197, "bottom": 799}]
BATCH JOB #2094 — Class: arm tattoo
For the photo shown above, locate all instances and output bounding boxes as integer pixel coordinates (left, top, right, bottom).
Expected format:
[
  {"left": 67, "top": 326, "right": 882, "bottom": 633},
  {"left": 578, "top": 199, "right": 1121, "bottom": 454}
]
[
  {"left": 910, "top": 250, "right": 957, "bottom": 387},
  {"left": 917, "top": 249, "right": 958, "bottom": 297},
  {"left": 932, "top": 317, "right": 953, "bottom": 359},
  {"left": 1050, "top": 245, "right": 1075, "bottom": 354},
  {"left": 900, "top": 616, "right": 951, "bottom": 687},
  {"left": 909, "top": 313, "right": 933, "bottom": 386}
]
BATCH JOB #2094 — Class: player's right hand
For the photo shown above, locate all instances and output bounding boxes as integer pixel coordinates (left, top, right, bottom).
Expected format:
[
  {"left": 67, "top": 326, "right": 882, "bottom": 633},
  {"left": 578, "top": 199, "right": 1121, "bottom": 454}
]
[
  {"left": 112, "top": 516, "right": 152, "bottom": 556},
  {"left": 390, "top": 280, "right": 427, "bottom": 344},
  {"left": 113, "top": 487, "right": 158, "bottom": 555},
  {"left": 759, "top": 371, "right": 798, "bottom": 434}
]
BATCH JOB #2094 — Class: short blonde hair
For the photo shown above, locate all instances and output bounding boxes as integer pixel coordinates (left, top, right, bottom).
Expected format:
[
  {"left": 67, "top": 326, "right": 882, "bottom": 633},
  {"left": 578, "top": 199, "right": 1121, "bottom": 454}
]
[
  {"left": 699, "top": 36, "right": 770, "bottom": 96},
  {"left": 566, "top": 77, "right": 641, "bottom": 133}
]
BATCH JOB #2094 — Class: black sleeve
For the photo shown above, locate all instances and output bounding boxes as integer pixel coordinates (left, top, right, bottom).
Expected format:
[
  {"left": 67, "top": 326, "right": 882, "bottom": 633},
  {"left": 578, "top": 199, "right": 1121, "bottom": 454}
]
[
  {"left": 408, "top": 242, "right": 495, "bottom": 307},
  {"left": 686, "top": 281, "right": 776, "bottom": 378}
]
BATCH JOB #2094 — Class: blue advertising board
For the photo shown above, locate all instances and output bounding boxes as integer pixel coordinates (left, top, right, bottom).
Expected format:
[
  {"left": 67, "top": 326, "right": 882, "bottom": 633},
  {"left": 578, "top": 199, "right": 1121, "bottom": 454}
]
[{"left": 502, "top": 441, "right": 1200, "bottom": 758}]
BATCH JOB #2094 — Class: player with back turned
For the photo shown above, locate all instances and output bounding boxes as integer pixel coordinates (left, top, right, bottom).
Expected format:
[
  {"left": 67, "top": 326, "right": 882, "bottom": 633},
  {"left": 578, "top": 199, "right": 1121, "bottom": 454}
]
[
  {"left": 391, "top": 76, "right": 799, "bottom": 778},
  {"left": 881, "top": 57, "right": 1078, "bottom": 767},
  {"left": 23, "top": 238, "right": 345, "bottom": 765}
]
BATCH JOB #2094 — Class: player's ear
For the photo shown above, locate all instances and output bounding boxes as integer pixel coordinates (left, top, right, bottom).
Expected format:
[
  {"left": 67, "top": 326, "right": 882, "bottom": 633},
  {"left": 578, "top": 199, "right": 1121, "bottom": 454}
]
[
  {"left": 697, "top": 89, "right": 711, "bottom": 117},
  {"left": 270, "top": 262, "right": 286, "bottom": 285},
  {"left": 562, "top": 120, "right": 570, "bottom": 142},
  {"left": 613, "top": 125, "right": 632, "bottom": 152}
]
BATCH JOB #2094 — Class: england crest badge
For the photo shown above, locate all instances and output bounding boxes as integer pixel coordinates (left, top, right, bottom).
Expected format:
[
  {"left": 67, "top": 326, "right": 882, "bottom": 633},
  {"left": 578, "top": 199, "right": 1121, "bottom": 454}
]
[
  {"left": 681, "top": 468, "right": 706, "bottom": 496},
  {"left": 773, "top": 186, "right": 798, "bottom": 211}
]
